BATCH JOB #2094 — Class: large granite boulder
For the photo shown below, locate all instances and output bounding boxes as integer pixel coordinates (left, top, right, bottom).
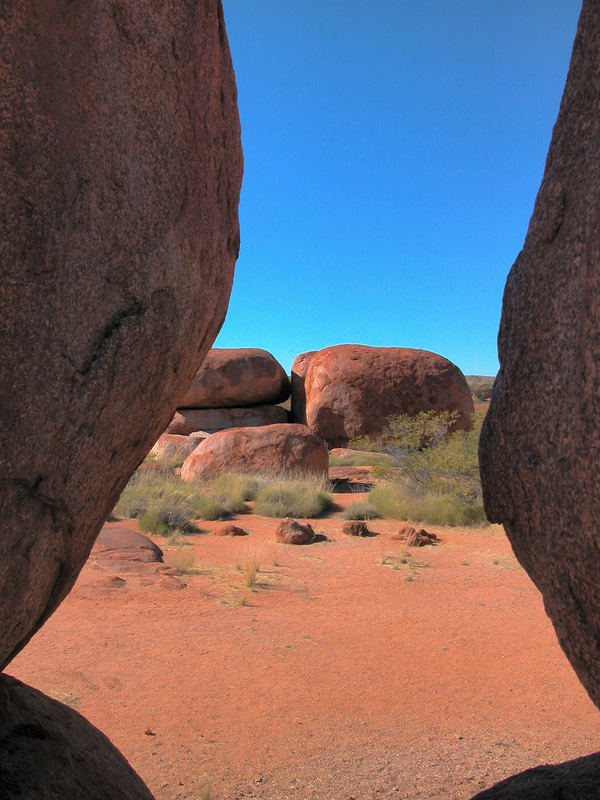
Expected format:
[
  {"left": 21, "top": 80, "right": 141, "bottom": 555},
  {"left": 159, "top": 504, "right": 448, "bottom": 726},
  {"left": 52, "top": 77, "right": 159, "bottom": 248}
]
[
  {"left": 180, "top": 423, "right": 329, "bottom": 481},
  {"left": 0, "top": 674, "right": 153, "bottom": 799},
  {"left": 290, "top": 350, "right": 316, "bottom": 424},
  {"left": 0, "top": 0, "right": 242, "bottom": 676},
  {"left": 178, "top": 348, "right": 291, "bottom": 408},
  {"left": 479, "top": 0, "right": 600, "bottom": 711},
  {"left": 304, "top": 345, "right": 473, "bottom": 447},
  {"left": 166, "top": 404, "right": 288, "bottom": 435}
]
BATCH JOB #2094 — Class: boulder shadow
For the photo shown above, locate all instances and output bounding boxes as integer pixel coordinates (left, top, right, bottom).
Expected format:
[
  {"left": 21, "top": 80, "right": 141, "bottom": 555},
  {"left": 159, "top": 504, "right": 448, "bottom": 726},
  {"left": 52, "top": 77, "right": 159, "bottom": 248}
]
[{"left": 470, "top": 751, "right": 600, "bottom": 799}]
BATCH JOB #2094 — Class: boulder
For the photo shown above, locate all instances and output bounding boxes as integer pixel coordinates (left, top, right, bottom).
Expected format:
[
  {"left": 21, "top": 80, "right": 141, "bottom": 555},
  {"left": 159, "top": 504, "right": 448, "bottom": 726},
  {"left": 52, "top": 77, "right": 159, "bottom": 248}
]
[
  {"left": 342, "top": 520, "right": 371, "bottom": 537},
  {"left": 215, "top": 524, "right": 248, "bottom": 537},
  {"left": 0, "top": 0, "right": 242, "bottom": 674},
  {"left": 274, "top": 519, "right": 315, "bottom": 545},
  {"left": 166, "top": 404, "right": 288, "bottom": 435},
  {"left": 180, "top": 424, "right": 329, "bottom": 481},
  {"left": 0, "top": 674, "right": 153, "bottom": 799},
  {"left": 304, "top": 345, "right": 474, "bottom": 447},
  {"left": 290, "top": 350, "right": 317, "bottom": 424},
  {"left": 149, "top": 433, "right": 206, "bottom": 462},
  {"left": 479, "top": 0, "right": 600, "bottom": 710},
  {"left": 178, "top": 348, "right": 290, "bottom": 408},
  {"left": 392, "top": 526, "right": 439, "bottom": 546},
  {"left": 92, "top": 525, "right": 163, "bottom": 563}
]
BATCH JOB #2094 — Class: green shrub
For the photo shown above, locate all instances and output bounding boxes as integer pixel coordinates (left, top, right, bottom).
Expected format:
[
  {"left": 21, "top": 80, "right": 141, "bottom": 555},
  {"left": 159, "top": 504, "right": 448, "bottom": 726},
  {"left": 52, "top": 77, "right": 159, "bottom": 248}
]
[
  {"left": 369, "top": 483, "right": 486, "bottom": 527},
  {"left": 342, "top": 502, "right": 382, "bottom": 520},
  {"left": 329, "top": 452, "right": 392, "bottom": 467},
  {"left": 114, "top": 469, "right": 228, "bottom": 533},
  {"left": 254, "top": 480, "right": 334, "bottom": 518}
]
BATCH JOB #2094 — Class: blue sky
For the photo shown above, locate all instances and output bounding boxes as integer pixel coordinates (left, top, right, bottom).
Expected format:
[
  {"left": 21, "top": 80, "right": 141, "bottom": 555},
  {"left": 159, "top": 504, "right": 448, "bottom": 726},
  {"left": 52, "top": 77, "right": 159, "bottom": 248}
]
[{"left": 216, "top": 1, "right": 582, "bottom": 376}]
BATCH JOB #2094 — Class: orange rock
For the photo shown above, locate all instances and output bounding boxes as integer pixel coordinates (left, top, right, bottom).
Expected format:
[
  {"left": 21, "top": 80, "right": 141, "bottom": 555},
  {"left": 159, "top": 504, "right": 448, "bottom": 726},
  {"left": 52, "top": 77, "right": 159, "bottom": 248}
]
[
  {"left": 291, "top": 350, "right": 317, "bottom": 424},
  {"left": 304, "top": 345, "right": 474, "bottom": 447},
  {"left": 178, "top": 348, "right": 290, "bottom": 408},
  {"left": 180, "top": 424, "right": 329, "bottom": 481},
  {"left": 342, "top": 520, "right": 371, "bottom": 537},
  {"left": 274, "top": 519, "right": 315, "bottom": 545}
]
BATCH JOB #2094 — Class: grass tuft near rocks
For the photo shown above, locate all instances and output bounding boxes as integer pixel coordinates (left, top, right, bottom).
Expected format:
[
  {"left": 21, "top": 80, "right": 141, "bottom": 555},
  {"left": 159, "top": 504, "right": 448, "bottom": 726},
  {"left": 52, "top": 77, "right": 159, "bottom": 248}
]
[{"left": 114, "top": 468, "right": 335, "bottom": 534}]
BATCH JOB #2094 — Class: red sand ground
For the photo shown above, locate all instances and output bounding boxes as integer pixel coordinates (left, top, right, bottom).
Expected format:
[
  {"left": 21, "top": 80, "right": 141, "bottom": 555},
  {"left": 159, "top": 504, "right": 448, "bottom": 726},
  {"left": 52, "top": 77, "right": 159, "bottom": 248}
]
[{"left": 9, "top": 493, "right": 600, "bottom": 800}]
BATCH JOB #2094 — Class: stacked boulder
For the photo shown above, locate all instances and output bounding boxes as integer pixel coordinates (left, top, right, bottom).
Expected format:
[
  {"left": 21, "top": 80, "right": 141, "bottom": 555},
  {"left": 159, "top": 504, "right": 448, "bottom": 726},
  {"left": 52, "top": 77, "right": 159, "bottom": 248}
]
[
  {"left": 166, "top": 348, "right": 290, "bottom": 435},
  {"left": 291, "top": 344, "right": 474, "bottom": 448}
]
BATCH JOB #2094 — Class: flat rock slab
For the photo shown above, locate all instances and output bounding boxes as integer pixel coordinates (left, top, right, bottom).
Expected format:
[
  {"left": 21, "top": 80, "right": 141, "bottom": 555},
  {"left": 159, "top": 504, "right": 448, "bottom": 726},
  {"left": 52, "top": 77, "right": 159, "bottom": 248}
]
[
  {"left": 93, "top": 525, "right": 164, "bottom": 563},
  {"left": 167, "top": 404, "right": 288, "bottom": 435}
]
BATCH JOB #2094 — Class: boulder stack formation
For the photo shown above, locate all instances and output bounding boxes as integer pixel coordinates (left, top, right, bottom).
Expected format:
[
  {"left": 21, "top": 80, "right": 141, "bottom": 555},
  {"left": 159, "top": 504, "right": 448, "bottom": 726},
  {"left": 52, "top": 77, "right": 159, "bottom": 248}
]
[{"left": 167, "top": 348, "right": 290, "bottom": 434}]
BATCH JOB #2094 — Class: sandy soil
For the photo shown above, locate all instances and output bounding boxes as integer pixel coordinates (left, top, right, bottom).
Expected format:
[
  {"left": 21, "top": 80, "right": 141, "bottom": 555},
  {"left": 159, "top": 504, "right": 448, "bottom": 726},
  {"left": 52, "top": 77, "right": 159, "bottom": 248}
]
[{"left": 8, "top": 493, "right": 600, "bottom": 800}]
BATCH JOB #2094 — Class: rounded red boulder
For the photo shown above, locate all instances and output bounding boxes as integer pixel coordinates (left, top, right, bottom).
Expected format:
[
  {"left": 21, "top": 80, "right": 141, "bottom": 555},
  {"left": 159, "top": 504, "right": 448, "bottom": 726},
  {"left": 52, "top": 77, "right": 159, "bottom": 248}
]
[
  {"left": 180, "top": 424, "right": 329, "bottom": 481},
  {"left": 178, "top": 348, "right": 290, "bottom": 408},
  {"left": 304, "top": 345, "right": 474, "bottom": 447}
]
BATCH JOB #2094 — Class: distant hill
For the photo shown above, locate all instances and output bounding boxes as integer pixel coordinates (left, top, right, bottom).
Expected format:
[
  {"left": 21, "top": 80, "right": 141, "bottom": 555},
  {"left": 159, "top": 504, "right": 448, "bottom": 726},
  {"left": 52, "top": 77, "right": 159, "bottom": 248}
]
[{"left": 465, "top": 375, "right": 495, "bottom": 402}]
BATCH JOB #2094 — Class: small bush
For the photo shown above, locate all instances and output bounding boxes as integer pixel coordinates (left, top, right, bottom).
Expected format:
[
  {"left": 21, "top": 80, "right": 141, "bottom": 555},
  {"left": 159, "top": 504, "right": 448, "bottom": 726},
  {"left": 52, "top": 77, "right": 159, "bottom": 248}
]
[
  {"left": 369, "top": 483, "right": 487, "bottom": 527},
  {"left": 114, "top": 469, "right": 227, "bottom": 534},
  {"left": 329, "top": 452, "right": 392, "bottom": 467},
  {"left": 207, "top": 472, "right": 259, "bottom": 514},
  {"left": 255, "top": 483, "right": 333, "bottom": 518},
  {"left": 342, "top": 502, "right": 382, "bottom": 520}
]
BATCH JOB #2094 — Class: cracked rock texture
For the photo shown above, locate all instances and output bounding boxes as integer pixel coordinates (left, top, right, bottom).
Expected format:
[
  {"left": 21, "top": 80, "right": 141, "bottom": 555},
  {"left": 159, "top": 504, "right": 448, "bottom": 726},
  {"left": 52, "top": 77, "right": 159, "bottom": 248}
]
[
  {"left": 0, "top": 674, "right": 154, "bottom": 799},
  {"left": 479, "top": 0, "right": 600, "bottom": 710},
  {"left": 0, "top": 0, "right": 242, "bottom": 670}
]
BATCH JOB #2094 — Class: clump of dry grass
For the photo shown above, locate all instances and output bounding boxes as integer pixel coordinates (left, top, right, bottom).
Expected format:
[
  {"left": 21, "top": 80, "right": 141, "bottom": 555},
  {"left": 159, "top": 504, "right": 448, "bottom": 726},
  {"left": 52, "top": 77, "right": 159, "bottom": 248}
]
[{"left": 243, "top": 548, "right": 261, "bottom": 589}]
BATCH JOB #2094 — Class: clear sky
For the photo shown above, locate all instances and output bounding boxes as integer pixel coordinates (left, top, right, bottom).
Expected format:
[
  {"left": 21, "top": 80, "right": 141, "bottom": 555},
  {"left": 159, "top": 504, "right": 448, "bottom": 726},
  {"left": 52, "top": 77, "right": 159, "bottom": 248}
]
[{"left": 215, "top": 1, "right": 582, "bottom": 377}]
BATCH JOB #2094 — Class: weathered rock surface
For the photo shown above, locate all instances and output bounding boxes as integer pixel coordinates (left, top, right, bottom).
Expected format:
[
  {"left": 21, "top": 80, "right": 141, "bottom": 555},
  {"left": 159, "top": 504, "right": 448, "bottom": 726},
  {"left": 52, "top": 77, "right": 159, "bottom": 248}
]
[
  {"left": 92, "top": 526, "right": 163, "bottom": 563},
  {"left": 392, "top": 525, "right": 439, "bottom": 546},
  {"left": 304, "top": 345, "right": 474, "bottom": 447},
  {"left": 274, "top": 519, "right": 315, "bottom": 545},
  {"left": 149, "top": 433, "right": 206, "bottom": 462},
  {"left": 0, "top": 674, "right": 153, "bottom": 799},
  {"left": 179, "top": 348, "right": 290, "bottom": 408},
  {"left": 214, "top": 524, "right": 248, "bottom": 537},
  {"left": 342, "top": 520, "right": 371, "bottom": 537},
  {"left": 479, "top": 0, "right": 600, "bottom": 710},
  {"left": 290, "top": 350, "right": 316, "bottom": 424},
  {"left": 0, "top": 0, "right": 242, "bottom": 672},
  {"left": 167, "top": 404, "right": 288, "bottom": 435},
  {"left": 180, "top": 424, "right": 329, "bottom": 481}
]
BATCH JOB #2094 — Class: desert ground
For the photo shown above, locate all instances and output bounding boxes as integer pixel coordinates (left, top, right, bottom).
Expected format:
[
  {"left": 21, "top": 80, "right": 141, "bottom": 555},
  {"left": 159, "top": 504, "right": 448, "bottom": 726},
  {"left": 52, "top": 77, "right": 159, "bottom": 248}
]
[{"left": 8, "top": 491, "right": 600, "bottom": 800}]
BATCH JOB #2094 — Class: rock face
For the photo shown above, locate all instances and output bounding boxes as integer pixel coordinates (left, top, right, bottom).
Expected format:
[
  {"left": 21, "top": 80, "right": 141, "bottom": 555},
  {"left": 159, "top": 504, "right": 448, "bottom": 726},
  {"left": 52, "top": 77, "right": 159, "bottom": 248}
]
[
  {"left": 0, "top": 0, "right": 242, "bottom": 678},
  {"left": 304, "top": 345, "right": 473, "bottom": 447},
  {"left": 167, "top": 404, "right": 288, "bottom": 435},
  {"left": 179, "top": 348, "right": 290, "bottom": 408},
  {"left": 180, "top": 424, "right": 329, "bottom": 481},
  {"left": 290, "top": 350, "right": 316, "bottom": 424},
  {"left": 479, "top": 0, "right": 600, "bottom": 711},
  {"left": 0, "top": 675, "right": 154, "bottom": 799}
]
